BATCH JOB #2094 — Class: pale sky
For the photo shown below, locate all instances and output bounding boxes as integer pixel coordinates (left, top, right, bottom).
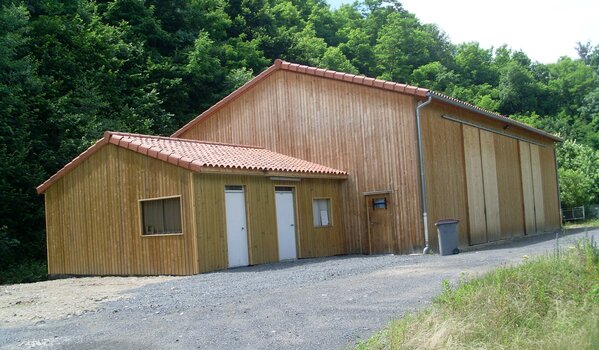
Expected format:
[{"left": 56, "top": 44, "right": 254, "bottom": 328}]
[{"left": 327, "top": 0, "right": 599, "bottom": 63}]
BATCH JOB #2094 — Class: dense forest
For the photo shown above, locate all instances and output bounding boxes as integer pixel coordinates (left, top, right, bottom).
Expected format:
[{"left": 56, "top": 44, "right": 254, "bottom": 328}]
[{"left": 1, "top": 0, "right": 598, "bottom": 283}]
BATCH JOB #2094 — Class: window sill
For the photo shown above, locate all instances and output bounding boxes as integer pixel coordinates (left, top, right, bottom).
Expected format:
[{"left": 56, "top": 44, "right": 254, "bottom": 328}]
[{"left": 141, "top": 232, "right": 184, "bottom": 237}]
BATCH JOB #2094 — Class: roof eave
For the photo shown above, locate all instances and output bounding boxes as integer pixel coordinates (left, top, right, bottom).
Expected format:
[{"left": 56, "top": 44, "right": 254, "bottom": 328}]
[
  {"left": 197, "top": 166, "right": 348, "bottom": 179},
  {"left": 171, "top": 60, "right": 283, "bottom": 138},
  {"left": 36, "top": 132, "right": 112, "bottom": 194},
  {"left": 427, "top": 91, "right": 563, "bottom": 142}
]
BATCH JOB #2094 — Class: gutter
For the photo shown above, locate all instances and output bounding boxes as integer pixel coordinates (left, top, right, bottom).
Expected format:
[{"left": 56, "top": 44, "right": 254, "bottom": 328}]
[
  {"left": 415, "top": 94, "right": 433, "bottom": 254},
  {"left": 428, "top": 91, "right": 562, "bottom": 142}
]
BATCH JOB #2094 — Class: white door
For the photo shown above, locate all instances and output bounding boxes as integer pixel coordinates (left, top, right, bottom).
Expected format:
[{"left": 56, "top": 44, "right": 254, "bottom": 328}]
[
  {"left": 275, "top": 187, "right": 297, "bottom": 260},
  {"left": 225, "top": 186, "right": 249, "bottom": 268}
]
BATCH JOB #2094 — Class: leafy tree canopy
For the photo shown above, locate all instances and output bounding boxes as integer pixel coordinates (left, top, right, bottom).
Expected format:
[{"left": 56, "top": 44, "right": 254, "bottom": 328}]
[{"left": 0, "top": 0, "right": 597, "bottom": 278}]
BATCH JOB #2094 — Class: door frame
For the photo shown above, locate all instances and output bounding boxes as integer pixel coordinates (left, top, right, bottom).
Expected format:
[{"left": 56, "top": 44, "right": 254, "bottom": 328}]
[
  {"left": 364, "top": 190, "right": 394, "bottom": 254},
  {"left": 273, "top": 185, "right": 300, "bottom": 260},
  {"left": 224, "top": 185, "right": 250, "bottom": 267}
]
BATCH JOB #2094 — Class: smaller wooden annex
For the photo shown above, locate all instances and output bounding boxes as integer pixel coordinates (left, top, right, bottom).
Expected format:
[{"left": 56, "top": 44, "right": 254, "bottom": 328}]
[{"left": 37, "top": 131, "right": 348, "bottom": 276}]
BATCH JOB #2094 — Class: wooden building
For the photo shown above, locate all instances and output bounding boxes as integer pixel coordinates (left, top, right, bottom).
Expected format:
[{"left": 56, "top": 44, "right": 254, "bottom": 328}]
[
  {"left": 172, "top": 59, "right": 562, "bottom": 255},
  {"left": 37, "top": 132, "right": 347, "bottom": 276}
]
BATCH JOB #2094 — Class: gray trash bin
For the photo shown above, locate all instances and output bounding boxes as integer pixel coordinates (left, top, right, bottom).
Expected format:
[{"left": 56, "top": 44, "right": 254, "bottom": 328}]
[{"left": 435, "top": 219, "right": 460, "bottom": 256}]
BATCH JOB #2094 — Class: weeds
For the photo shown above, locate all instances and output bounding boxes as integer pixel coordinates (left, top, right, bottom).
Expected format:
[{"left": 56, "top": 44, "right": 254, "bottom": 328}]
[{"left": 357, "top": 239, "right": 599, "bottom": 350}]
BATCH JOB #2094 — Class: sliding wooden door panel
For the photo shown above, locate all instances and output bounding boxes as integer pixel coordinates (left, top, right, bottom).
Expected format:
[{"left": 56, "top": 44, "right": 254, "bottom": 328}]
[
  {"left": 480, "top": 130, "right": 501, "bottom": 242},
  {"left": 463, "top": 126, "right": 487, "bottom": 244},
  {"left": 530, "top": 144, "right": 545, "bottom": 231},
  {"left": 519, "top": 141, "right": 536, "bottom": 234}
]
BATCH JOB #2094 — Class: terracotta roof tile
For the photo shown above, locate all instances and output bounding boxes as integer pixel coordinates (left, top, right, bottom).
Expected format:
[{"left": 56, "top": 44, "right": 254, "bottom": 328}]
[{"left": 37, "top": 132, "right": 347, "bottom": 194}]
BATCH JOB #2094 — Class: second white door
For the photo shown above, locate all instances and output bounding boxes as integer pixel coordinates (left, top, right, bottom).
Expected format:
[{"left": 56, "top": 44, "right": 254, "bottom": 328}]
[
  {"left": 225, "top": 186, "right": 249, "bottom": 268},
  {"left": 275, "top": 187, "right": 297, "bottom": 260}
]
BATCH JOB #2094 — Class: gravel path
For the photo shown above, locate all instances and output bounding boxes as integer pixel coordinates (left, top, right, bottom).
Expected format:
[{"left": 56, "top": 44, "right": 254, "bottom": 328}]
[{"left": 1, "top": 228, "right": 597, "bottom": 350}]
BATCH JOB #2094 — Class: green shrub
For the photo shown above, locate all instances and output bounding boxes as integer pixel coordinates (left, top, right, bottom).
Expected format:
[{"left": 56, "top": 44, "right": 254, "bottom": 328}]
[{"left": 0, "top": 260, "right": 47, "bottom": 285}]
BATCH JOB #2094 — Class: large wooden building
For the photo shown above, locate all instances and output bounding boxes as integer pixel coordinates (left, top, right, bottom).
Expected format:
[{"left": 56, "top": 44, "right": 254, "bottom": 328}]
[
  {"left": 37, "top": 132, "right": 347, "bottom": 276},
  {"left": 172, "top": 59, "right": 562, "bottom": 255},
  {"left": 39, "top": 59, "right": 562, "bottom": 276}
]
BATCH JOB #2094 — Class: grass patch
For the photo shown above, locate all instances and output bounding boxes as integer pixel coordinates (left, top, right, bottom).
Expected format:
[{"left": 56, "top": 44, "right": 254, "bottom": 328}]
[
  {"left": 564, "top": 218, "right": 599, "bottom": 229},
  {"left": 356, "top": 239, "right": 599, "bottom": 350},
  {"left": 0, "top": 260, "right": 47, "bottom": 285}
]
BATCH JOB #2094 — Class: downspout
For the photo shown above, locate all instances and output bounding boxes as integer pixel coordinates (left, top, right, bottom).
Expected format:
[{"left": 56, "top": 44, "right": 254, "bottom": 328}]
[
  {"left": 416, "top": 94, "right": 433, "bottom": 254},
  {"left": 553, "top": 146, "right": 563, "bottom": 229}
]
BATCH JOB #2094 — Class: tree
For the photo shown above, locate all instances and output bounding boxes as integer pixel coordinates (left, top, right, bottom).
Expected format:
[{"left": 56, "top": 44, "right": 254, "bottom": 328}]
[
  {"left": 409, "top": 61, "right": 458, "bottom": 92},
  {"left": 0, "top": 4, "right": 45, "bottom": 267},
  {"left": 556, "top": 139, "right": 599, "bottom": 207},
  {"left": 319, "top": 46, "right": 358, "bottom": 73},
  {"left": 374, "top": 12, "right": 443, "bottom": 82}
]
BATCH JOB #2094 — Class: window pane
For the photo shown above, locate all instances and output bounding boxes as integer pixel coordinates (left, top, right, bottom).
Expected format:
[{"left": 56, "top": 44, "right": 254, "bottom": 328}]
[
  {"left": 313, "top": 199, "right": 320, "bottom": 226},
  {"left": 142, "top": 197, "right": 182, "bottom": 235},
  {"left": 312, "top": 199, "right": 331, "bottom": 227},
  {"left": 143, "top": 200, "right": 164, "bottom": 235},
  {"left": 163, "top": 198, "right": 182, "bottom": 233},
  {"left": 373, "top": 198, "right": 387, "bottom": 209}
]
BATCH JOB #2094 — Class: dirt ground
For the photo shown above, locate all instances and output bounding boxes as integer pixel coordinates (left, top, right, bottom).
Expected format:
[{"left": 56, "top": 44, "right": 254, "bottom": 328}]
[
  {"left": 1, "top": 229, "right": 597, "bottom": 350},
  {"left": 0, "top": 276, "right": 178, "bottom": 326}
]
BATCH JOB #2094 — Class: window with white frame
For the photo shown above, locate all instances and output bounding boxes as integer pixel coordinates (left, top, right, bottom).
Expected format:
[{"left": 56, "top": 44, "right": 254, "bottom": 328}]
[
  {"left": 140, "top": 197, "right": 182, "bottom": 235},
  {"left": 312, "top": 198, "right": 332, "bottom": 227}
]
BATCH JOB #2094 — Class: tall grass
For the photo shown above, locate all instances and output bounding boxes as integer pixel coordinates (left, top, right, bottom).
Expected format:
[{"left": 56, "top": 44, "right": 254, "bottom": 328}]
[{"left": 357, "top": 239, "right": 599, "bottom": 350}]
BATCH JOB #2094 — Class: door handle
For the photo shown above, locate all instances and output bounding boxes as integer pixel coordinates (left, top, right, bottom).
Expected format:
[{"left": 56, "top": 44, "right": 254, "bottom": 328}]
[{"left": 241, "top": 227, "right": 245, "bottom": 231}]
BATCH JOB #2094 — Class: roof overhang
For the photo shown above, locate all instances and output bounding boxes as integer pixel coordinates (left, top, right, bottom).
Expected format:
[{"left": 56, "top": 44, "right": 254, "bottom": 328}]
[
  {"left": 172, "top": 59, "right": 562, "bottom": 144},
  {"left": 427, "top": 91, "right": 562, "bottom": 142}
]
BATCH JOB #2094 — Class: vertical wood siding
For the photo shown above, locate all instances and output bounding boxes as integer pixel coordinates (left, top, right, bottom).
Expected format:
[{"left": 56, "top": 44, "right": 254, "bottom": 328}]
[
  {"left": 463, "top": 125, "right": 486, "bottom": 244},
  {"left": 178, "top": 71, "right": 560, "bottom": 253},
  {"left": 519, "top": 141, "right": 537, "bottom": 234},
  {"left": 193, "top": 174, "right": 345, "bottom": 273},
  {"left": 494, "top": 136, "right": 525, "bottom": 239},
  {"left": 540, "top": 147, "right": 561, "bottom": 231},
  {"left": 45, "top": 144, "right": 198, "bottom": 276},
  {"left": 180, "top": 71, "right": 423, "bottom": 254},
  {"left": 421, "top": 112, "right": 470, "bottom": 249},
  {"left": 422, "top": 102, "right": 560, "bottom": 249},
  {"left": 480, "top": 130, "right": 501, "bottom": 242}
]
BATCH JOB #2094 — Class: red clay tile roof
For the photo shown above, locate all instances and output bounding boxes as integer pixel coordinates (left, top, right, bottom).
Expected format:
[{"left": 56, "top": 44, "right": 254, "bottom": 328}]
[
  {"left": 171, "top": 59, "right": 560, "bottom": 142},
  {"left": 36, "top": 132, "right": 347, "bottom": 194}
]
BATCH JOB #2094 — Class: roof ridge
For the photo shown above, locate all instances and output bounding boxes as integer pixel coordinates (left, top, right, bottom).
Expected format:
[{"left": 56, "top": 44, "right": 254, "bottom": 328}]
[
  {"left": 169, "top": 58, "right": 559, "bottom": 142},
  {"left": 170, "top": 59, "right": 430, "bottom": 137},
  {"left": 106, "top": 131, "right": 265, "bottom": 149},
  {"left": 277, "top": 59, "right": 426, "bottom": 95}
]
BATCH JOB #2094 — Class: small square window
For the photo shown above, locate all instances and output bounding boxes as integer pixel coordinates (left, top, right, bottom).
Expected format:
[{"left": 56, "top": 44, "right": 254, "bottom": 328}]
[
  {"left": 313, "top": 198, "right": 332, "bottom": 227},
  {"left": 141, "top": 197, "right": 182, "bottom": 235},
  {"left": 373, "top": 198, "right": 387, "bottom": 209}
]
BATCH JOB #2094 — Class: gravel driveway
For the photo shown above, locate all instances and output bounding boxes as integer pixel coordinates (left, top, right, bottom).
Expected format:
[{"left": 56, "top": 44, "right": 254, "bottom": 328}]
[{"left": 1, "top": 228, "right": 597, "bottom": 350}]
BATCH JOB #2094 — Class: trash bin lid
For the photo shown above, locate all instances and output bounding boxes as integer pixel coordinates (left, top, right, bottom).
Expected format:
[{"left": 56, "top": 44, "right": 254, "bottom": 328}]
[{"left": 435, "top": 219, "right": 459, "bottom": 226}]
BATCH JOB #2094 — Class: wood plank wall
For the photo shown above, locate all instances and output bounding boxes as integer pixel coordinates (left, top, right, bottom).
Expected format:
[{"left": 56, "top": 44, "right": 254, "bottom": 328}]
[
  {"left": 193, "top": 174, "right": 345, "bottom": 273},
  {"left": 539, "top": 147, "right": 561, "bottom": 230},
  {"left": 519, "top": 141, "right": 537, "bottom": 234},
  {"left": 480, "top": 130, "right": 501, "bottom": 242},
  {"left": 45, "top": 144, "right": 197, "bottom": 276},
  {"left": 422, "top": 102, "right": 560, "bottom": 249},
  {"left": 178, "top": 70, "right": 560, "bottom": 254},
  {"left": 495, "top": 136, "right": 525, "bottom": 239},
  {"left": 463, "top": 125, "right": 486, "bottom": 244},
  {"left": 179, "top": 70, "right": 423, "bottom": 254},
  {"left": 421, "top": 113, "right": 470, "bottom": 250}
]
